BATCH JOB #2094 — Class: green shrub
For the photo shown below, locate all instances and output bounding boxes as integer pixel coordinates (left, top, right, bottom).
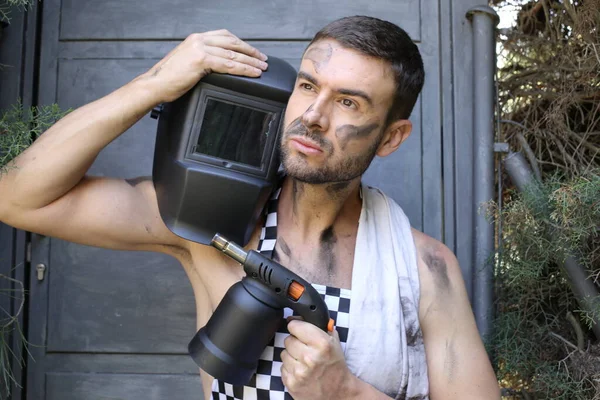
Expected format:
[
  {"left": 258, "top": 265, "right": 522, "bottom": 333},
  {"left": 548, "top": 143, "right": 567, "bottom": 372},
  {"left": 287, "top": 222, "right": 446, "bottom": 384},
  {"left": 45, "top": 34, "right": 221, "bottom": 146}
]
[
  {"left": 0, "top": 102, "right": 68, "bottom": 174},
  {"left": 491, "top": 172, "right": 600, "bottom": 399}
]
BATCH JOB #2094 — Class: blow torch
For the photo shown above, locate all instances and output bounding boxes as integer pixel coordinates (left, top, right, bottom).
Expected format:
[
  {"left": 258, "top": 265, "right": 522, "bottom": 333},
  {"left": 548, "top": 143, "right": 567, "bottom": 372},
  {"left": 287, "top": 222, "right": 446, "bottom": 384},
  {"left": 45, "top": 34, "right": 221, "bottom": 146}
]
[{"left": 188, "top": 233, "right": 334, "bottom": 386}]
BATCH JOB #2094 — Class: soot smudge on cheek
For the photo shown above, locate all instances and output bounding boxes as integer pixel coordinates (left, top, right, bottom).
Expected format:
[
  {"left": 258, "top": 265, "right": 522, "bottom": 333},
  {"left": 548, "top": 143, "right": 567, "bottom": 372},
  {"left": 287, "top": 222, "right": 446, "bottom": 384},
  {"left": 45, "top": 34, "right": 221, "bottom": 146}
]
[{"left": 335, "top": 122, "right": 380, "bottom": 150}]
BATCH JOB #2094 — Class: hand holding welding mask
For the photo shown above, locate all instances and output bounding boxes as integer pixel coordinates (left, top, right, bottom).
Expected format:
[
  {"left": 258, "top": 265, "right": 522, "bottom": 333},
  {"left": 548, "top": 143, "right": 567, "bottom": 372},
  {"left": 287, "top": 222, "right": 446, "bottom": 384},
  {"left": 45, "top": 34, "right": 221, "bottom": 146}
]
[
  {"left": 282, "top": 318, "right": 355, "bottom": 400},
  {"left": 152, "top": 38, "right": 297, "bottom": 247},
  {"left": 144, "top": 30, "right": 268, "bottom": 103}
]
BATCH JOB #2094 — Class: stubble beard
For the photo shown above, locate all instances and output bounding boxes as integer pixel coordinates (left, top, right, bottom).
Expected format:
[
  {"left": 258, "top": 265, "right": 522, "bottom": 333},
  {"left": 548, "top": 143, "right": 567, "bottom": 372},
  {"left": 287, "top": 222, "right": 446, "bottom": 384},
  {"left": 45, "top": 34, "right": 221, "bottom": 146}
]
[{"left": 279, "top": 119, "right": 381, "bottom": 184}]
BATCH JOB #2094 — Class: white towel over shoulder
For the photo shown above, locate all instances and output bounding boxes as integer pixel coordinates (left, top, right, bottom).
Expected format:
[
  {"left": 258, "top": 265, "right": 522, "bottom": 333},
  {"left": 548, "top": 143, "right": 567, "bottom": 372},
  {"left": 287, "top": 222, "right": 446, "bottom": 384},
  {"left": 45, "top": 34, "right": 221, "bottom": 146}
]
[{"left": 344, "top": 184, "right": 430, "bottom": 400}]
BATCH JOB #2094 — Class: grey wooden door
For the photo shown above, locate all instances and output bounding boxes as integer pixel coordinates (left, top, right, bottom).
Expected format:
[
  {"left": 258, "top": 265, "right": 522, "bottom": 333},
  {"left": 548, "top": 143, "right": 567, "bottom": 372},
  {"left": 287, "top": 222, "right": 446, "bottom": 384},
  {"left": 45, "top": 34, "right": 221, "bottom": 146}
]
[{"left": 26, "top": 0, "right": 481, "bottom": 399}]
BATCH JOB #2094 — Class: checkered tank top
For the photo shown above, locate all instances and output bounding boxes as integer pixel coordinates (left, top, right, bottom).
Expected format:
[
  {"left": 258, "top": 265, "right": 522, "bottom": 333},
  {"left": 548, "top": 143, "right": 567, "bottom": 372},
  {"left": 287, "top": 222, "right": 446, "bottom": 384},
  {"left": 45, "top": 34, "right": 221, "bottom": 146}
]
[{"left": 211, "top": 185, "right": 352, "bottom": 400}]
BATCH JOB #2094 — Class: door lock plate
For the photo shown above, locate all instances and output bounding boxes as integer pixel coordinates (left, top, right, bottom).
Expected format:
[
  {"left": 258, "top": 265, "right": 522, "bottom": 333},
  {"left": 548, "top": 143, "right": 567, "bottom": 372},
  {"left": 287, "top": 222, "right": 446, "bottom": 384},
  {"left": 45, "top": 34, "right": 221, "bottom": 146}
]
[{"left": 36, "top": 263, "right": 46, "bottom": 281}]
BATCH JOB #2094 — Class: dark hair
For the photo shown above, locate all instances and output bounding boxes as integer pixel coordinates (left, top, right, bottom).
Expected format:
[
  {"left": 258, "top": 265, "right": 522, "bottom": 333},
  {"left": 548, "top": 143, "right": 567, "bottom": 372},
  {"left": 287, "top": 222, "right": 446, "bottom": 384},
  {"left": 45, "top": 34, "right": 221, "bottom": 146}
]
[{"left": 308, "top": 16, "right": 425, "bottom": 125}]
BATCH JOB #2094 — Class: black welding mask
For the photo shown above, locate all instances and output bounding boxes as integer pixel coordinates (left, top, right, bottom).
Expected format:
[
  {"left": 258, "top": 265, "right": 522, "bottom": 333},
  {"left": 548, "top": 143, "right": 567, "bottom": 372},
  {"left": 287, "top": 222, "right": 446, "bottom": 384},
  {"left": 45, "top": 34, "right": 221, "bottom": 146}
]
[{"left": 151, "top": 56, "right": 297, "bottom": 246}]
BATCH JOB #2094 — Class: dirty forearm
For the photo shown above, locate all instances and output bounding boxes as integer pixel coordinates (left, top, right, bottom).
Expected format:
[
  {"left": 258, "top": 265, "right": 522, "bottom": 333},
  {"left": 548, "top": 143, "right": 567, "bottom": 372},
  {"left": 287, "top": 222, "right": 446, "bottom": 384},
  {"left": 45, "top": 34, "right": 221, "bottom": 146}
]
[
  {"left": 344, "top": 375, "right": 394, "bottom": 400},
  {"left": 0, "top": 74, "right": 160, "bottom": 211}
]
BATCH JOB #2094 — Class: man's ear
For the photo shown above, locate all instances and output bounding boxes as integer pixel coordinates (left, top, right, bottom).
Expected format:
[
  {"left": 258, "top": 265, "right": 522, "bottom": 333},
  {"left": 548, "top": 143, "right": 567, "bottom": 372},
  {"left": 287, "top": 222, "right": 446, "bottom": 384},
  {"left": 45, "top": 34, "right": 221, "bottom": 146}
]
[{"left": 377, "top": 119, "right": 413, "bottom": 157}]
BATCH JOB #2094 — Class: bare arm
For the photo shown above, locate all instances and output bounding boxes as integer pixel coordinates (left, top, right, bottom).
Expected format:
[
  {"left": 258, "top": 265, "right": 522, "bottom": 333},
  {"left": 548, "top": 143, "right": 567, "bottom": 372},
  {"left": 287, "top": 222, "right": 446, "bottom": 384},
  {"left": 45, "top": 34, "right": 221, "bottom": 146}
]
[
  {"left": 413, "top": 229, "right": 500, "bottom": 400},
  {"left": 2, "top": 78, "right": 157, "bottom": 213},
  {"left": 0, "top": 30, "right": 268, "bottom": 253}
]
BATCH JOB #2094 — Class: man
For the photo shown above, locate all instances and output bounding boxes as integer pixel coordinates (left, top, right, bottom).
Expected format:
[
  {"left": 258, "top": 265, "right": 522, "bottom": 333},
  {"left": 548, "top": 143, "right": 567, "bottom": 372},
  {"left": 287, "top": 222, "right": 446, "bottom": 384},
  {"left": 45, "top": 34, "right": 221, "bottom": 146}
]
[{"left": 0, "top": 16, "right": 499, "bottom": 400}]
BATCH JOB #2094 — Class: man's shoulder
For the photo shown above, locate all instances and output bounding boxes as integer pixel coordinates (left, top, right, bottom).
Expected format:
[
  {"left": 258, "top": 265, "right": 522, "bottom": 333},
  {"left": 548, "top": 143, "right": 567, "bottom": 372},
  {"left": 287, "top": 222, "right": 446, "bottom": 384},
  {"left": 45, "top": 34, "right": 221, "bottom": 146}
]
[
  {"left": 360, "top": 184, "right": 455, "bottom": 273},
  {"left": 411, "top": 227, "right": 460, "bottom": 270},
  {"left": 360, "top": 184, "right": 460, "bottom": 295},
  {"left": 410, "top": 228, "right": 464, "bottom": 300},
  {"left": 410, "top": 228, "right": 454, "bottom": 259}
]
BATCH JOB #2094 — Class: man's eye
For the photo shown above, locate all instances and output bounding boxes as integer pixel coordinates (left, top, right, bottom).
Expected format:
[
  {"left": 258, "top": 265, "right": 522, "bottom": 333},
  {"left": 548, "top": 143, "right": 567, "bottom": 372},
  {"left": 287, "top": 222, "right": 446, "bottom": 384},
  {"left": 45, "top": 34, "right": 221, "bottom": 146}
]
[
  {"left": 341, "top": 99, "right": 357, "bottom": 109},
  {"left": 300, "top": 83, "right": 314, "bottom": 91}
]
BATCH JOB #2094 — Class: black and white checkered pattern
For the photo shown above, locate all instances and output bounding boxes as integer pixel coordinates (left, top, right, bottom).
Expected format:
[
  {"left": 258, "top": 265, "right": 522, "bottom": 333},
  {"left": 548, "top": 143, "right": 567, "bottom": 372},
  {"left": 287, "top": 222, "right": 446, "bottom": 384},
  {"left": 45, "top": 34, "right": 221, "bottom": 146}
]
[{"left": 212, "top": 183, "right": 352, "bottom": 400}]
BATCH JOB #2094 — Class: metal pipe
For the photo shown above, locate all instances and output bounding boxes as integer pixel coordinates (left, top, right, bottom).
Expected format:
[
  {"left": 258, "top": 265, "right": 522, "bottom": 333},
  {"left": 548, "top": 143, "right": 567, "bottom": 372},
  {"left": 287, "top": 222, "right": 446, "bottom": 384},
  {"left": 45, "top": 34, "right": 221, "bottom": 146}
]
[
  {"left": 564, "top": 256, "right": 600, "bottom": 339},
  {"left": 499, "top": 119, "right": 542, "bottom": 180},
  {"left": 504, "top": 152, "right": 600, "bottom": 339},
  {"left": 514, "top": 132, "right": 542, "bottom": 182},
  {"left": 466, "top": 5, "right": 499, "bottom": 343},
  {"left": 503, "top": 152, "right": 543, "bottom": 194}
]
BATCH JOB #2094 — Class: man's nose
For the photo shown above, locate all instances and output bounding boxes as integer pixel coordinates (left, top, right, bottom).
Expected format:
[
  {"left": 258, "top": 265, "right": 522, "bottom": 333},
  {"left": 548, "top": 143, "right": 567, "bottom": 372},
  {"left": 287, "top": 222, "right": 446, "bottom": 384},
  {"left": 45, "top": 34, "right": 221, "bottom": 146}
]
[{"left": 301, "top": 100, "right": 330, "bottom": 133}]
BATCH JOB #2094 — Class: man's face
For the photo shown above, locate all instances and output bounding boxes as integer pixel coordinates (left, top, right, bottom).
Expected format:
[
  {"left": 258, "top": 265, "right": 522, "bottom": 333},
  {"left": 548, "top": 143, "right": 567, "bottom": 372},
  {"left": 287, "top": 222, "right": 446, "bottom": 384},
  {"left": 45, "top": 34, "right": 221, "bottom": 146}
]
[{"left": 280, "top": 39, "right": 397, "bottom": 184}]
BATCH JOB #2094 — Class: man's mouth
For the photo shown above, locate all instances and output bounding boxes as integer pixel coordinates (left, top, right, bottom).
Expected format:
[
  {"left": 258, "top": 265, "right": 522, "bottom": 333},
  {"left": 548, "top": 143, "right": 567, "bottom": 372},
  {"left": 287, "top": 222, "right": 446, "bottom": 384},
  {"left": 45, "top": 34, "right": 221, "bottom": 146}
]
[{"left": 289, "top": 136, "right": 323, "bottom": 154}]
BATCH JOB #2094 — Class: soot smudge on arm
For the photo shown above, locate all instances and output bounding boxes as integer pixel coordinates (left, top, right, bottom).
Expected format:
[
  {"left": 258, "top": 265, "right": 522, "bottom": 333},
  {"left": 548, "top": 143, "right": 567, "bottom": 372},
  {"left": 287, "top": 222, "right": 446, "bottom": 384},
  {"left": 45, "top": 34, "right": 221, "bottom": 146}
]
[{"left": 422, "top": 248, "right": 451, "bottom": 292}]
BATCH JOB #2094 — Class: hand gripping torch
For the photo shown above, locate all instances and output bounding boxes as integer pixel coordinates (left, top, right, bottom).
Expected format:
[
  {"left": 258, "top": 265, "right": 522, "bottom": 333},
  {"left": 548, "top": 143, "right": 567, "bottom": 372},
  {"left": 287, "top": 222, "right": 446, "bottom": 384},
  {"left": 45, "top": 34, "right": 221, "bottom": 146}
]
[{"left": 188, "top": 233, "right": 334, "bottom": 386}]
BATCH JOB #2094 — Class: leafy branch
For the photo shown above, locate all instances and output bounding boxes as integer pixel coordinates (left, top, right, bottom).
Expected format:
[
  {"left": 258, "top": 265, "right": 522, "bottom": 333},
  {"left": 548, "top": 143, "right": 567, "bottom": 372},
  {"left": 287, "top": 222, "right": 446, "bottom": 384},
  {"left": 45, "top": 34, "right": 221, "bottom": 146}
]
[
  {"left": 0, "top": 273, "right": 26, "bottom": 397},
  {"left": 0, "top": 101, "right": 69, "bottom": 175},
  {"left": 0, "top": 0, "right": 35, "bottom": 24}
]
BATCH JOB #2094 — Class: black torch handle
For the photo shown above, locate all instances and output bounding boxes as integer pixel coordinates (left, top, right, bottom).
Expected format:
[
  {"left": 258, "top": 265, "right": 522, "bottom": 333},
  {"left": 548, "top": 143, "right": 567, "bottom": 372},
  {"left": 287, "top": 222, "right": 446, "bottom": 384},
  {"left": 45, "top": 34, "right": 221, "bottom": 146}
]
[
  {"left": 243, "top": 250, "right": 332, "bottom": 332},
  {"left": 210, "top": 233, "right": 332, "bottom": 332}
]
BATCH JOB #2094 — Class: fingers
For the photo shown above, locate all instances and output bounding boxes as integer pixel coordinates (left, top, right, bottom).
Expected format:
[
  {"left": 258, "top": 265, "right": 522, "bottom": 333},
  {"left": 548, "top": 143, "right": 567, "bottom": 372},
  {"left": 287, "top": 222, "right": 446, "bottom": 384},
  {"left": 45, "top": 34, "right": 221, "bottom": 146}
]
[
  {"left": 280, "top": 347, "right": 310, "bottom": 392},
  {"left": 280, "top": 348, "right": 296, "bottom": 366},
  {"left": 202, "top": 34, "right": 267, "bottom": 62},
  {"left": 202, "top": 55, "right": 263, "bottom": 77},
  {"left": 280, "top": 359, "right": 295, "bottom": 388},
  {"left": 187, "top": 31, "right": 268, "bottom": 78},
  {"left": 145, "top": 29, "right": 268, "bottom": 102},
  {"left": 204, "top": 46, "right": 268, "bottom": 71},
  {"left": 330, "top": 327, "right": 339, "bottom": 340},
  {"left": 287, "top": 319, "right": 328, "bottom": 347},
  {"left": 280, "top": 349, "right": 304, "bottom": 379},
  {"left": 283, "top": 334, "right": 306, "bottom": 361}
]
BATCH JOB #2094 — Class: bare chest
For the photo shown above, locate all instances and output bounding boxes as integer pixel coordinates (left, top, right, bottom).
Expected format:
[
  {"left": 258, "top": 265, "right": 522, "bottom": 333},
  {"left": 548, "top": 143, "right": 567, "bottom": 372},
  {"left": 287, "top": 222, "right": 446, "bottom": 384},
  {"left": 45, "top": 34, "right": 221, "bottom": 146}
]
[{"left": 271, "top": 231, "right": 356, "bottom": 289}]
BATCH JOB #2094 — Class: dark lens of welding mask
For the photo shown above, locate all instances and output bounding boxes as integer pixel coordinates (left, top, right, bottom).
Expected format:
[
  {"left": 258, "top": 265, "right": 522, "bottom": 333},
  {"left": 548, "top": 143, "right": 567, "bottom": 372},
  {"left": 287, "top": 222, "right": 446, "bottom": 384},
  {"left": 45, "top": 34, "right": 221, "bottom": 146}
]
[{"left": 151, "top": 56, "right": 297, "bottom": 246}]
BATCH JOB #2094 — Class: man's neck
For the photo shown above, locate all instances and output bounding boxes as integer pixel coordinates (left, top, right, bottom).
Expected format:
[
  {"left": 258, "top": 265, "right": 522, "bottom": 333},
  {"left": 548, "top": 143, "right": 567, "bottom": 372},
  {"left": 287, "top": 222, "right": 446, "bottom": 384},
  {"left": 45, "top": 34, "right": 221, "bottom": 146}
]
[{"left": 278, "top": 176, "right": 363, "bottom": 241}]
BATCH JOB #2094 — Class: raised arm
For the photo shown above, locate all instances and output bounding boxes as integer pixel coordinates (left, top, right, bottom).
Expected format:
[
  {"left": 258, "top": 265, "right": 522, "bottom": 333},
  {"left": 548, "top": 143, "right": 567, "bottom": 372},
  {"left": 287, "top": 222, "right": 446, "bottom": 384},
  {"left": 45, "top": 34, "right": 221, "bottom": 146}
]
[
  {"left": 413, "top": 229, "right": 500, "bottom": 400},
  {"left": 0, "top": 30, "right": 268, "bottom": 254}
]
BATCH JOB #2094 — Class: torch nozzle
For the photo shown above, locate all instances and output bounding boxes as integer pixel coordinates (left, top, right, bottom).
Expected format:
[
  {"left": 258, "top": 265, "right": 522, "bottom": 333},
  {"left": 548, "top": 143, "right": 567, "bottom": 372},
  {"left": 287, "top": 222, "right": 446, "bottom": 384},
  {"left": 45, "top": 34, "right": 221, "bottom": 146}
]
[{"left": 211, "top": 233, "right": 248, "bottom": 265}]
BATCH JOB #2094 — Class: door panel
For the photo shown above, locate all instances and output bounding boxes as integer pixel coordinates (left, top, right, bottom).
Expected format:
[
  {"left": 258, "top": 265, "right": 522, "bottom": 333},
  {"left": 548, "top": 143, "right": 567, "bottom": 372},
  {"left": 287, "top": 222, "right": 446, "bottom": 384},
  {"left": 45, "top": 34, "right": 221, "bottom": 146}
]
[
  {"left": 47, "top": 243, "right": 193, "bottom": 353},
  {"left": 46, "top": 373, "right": 204, "bottom": 400},
  {"left": 59, "top": 0, "right": 422, "bottom": 41}
]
